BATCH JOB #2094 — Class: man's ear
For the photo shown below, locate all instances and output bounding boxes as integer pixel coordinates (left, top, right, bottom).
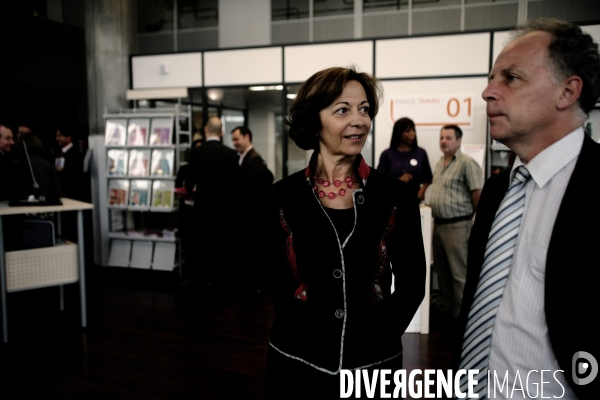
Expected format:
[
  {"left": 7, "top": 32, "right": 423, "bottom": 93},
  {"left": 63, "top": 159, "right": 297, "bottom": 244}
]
[{"left": 557, "top": 75, "right": 583, "bottom": 110}]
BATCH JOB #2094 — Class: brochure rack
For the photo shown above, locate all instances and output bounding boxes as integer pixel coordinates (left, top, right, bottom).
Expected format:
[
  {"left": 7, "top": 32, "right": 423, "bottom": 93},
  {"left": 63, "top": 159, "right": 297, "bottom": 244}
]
[{"left": 100, "top": 104, "right": 192, "bottom": 273}]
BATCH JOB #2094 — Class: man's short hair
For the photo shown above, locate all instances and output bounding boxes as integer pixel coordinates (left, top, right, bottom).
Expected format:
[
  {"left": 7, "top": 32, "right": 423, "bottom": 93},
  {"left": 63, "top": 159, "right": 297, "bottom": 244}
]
[
  {"left": 0, "top": 122, "right": 12, "bottom": 133},
  {"left": 231, "top": 126, "right": 252, "bottom": 142},
  {"left": 205, "top": 116, "right": 222, "bottom": 135},
  {"left": 442, "top": 125, "right": 463, "bottom": 140},
  {"left": 57, "top": 124, "right": 74, "bottom": 140},
  {"left": 510, "top": 18, "right": 600, "bottom": 115}
]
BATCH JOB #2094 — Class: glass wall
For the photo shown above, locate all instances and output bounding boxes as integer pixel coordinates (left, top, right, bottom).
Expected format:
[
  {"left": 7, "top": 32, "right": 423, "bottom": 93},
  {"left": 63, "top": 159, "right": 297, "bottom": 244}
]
[
  {"left": 137, "top": 0, "right": 219, "bottom": 53},
  {"left": 272, "top": 0, "right": 310, "bottom": 20}
]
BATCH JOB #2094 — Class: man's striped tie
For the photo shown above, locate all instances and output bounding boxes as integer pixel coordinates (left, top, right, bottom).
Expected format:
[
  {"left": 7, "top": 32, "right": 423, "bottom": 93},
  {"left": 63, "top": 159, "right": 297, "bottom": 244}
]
[{"left": 458, "top": 165, "right": 531, "bottom": 397}]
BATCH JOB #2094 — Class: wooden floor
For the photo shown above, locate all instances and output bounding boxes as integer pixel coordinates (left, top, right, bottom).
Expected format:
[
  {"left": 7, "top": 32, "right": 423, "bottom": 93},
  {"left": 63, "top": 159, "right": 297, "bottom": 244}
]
[{"left": 0, "top": 266, "right": 454, "bottom": 399}]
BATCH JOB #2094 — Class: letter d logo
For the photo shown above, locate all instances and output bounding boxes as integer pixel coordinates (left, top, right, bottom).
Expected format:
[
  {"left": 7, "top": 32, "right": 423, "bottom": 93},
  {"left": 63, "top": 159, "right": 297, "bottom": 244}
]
[{"left": 572, "top": 351, "right": 598, "bottom": 385}]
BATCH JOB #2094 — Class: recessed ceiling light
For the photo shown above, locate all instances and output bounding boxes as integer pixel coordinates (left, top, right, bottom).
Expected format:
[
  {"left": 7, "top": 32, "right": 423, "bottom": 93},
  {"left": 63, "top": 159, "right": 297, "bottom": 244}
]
[{"left": 249, "top": 85, "right": 283, "bottom": 91}]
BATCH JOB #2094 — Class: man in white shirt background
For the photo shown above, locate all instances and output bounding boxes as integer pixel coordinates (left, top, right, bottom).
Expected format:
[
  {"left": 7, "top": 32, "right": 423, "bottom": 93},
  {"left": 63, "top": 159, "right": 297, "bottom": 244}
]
[{"left": 231, "top": 126, "right": 273, "bottom": 297}]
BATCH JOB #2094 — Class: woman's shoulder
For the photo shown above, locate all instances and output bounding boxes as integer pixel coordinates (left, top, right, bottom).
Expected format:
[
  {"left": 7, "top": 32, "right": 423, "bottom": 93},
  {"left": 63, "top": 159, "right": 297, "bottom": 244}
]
[{"left": 414, "top": 146, "right": 429, "bottom": 156}]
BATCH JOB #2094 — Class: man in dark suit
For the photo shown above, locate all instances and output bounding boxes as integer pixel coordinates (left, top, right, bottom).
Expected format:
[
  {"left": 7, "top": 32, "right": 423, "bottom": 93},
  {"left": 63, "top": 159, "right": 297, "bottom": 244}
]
[
  {"left": 185, "top": 116, "right": 240, "bottom": 294},
  {"left": 0, "top": 123, "right": 15, "bottom": 202},
  {"left": 231, "top": 126, "right": 272, "bottom": 219},
  {"left": 455, "top": 18, "right": 600, "bottom": 398},
  {"left": 55, "top": 126, "right": 84, "bottom": 201},
  {"left": 231, "top": 126, "right": 274, "bottom": 296},
  {"left": 55, "top": 126, "right": 85, "bottom": 243}
]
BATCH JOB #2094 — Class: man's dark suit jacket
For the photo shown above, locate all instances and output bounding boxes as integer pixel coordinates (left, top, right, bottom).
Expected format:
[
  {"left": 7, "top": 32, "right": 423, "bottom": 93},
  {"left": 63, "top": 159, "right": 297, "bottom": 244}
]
[
  {"left": 455, "top": 134, "right": 600, "bottom": 398},
  {"left": 241, "top": 147, "right": 270, "bottom": 218},
  {"left": 56, "top": 145, "right": 84, "bottom": 200},
  {"left": 184, "top": 139, "right": 239, "bottom": 282},
  {"left": 0, "top": 151, "right": 16, "bottom": 202},
  {"left": 185, "top": 139, "right": 240, "bottom": 217}
]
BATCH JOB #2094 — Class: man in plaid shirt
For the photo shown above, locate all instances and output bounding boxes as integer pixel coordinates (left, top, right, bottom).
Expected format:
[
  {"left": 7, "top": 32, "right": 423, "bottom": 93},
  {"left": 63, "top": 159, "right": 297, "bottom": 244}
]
[{"left": 429, "top": 124, "right": 483, "bottom": 319}]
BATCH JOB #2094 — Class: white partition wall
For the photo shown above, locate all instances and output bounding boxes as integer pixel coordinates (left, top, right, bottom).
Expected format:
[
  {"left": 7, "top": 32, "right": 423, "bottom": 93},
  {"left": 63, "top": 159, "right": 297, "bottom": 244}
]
[
  {"left": 492, "top": 31, "right": 511, "bottom": 63},
  {"left": 204, "top": 47, "right": 283, "bottom": 86},
  {"left": 375, "top": 33, "right": 491, "bottom": 78},
  {"left": 284, "top": 41, "right": 373, "bottom": 82},
  {"left": 132, "top": 53, "right": 203, "bottom": 89},
  {"left": 583, "top": 24, "right": 600, "bottom": 43}
]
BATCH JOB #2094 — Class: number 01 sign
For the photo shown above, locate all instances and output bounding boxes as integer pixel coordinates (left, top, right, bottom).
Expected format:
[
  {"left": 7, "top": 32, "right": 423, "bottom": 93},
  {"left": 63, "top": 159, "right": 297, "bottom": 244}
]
[{"left": 388, "top": 94, "right": 475, "bottom": 130}]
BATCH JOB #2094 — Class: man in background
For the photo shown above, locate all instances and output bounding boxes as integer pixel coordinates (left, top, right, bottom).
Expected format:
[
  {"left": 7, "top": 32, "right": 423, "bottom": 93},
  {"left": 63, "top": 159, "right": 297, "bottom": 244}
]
[
  {"left": 0, "top": 123, "right": 14, "bottom": 156},
  {"left": 429, "top": 124, "right": 483, "bottom": 319},
  {"left": 456, "top": 18, "right": 600, "bottom": 398},
  {"left": 55, "top": 126, "right": 84, "bottom": 201},
  {"left": 231, "top": 126, "right": 273, "bottom": 216},
  {"left": 55, "top": 125, "right": 84, "bottom": 243},
  {"left": 185, "top": 116, "right": 240, "bottom": 297},
  {"left": 231, "top": 126, "right": 273, "bottom": 296},
  {"left": 0, "top": 123, "right": 15, "bottom": 202},
  {"left": 175, "top": 133, "right": 203, "bottom": 282}
]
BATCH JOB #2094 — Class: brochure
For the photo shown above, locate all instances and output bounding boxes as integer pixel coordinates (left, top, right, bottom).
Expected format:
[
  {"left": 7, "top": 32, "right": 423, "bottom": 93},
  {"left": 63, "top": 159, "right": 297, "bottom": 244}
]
[
  {"left": 105, "top": 119, "right": 127, "bottom": 146},
  {"left": 127, "top": 118, "right": 150, "bottom": 146}
]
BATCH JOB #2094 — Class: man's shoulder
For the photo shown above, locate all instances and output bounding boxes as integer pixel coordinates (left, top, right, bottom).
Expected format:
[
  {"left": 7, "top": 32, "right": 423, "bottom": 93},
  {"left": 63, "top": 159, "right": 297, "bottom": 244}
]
[
  {"left": 64, "top": 146, "right": 82, "bottom": 157},
  {"left": 456, "top": 151, "right": 482, "bottom": 170},
  {"left": 246, "top": 148, "right": 266, "bottom": 165},
  {"left": 379, "top": 148, "right": 393, "bottom": 157},
  {"left": 577, "top": 133, "right": 600, "bottom": 169},
  {"left": 432, "top": 156, "right": 445, "bottom": 171},
  {"left": 199, "top": 141, "right": 237, "bottom": 155},
  {"left": 455, "top": 150, "right": 474, "bottom": 162}
]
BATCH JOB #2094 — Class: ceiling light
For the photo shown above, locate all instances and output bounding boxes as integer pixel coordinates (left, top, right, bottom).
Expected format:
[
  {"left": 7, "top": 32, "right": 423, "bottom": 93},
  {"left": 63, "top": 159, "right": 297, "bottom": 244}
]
[
  {"left": 249, "top": 85, "right": 283, "bottom": 91},
  {"left": 287, "top": 94, "right": 296, "bottom": 100},
  {"left": 207, "top": 88, "right": 223, "bottom": 101}
]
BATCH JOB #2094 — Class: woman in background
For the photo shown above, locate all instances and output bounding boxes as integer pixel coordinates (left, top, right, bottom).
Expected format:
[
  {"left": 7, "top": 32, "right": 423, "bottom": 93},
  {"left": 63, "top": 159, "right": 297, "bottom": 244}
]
[
  {"left": 377, "top": 117, "right": 432, "bottom": 203},
  {"left": 261, "top": 67, "right": 425, "bottom": 399}
]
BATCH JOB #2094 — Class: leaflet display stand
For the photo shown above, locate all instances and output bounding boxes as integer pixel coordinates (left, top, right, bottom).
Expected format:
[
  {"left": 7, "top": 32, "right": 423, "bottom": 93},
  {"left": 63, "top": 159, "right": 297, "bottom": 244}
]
[{"left": 98, "top": 104, "right": 191, "bottom": 275}]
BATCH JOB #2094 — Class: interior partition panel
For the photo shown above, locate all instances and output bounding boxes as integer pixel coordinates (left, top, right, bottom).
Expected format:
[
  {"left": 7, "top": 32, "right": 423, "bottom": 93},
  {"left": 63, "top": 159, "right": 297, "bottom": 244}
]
[
  {"left": 375, "top": 33, "right": 490, "bottom": 79},
  {"left": 203, "top": 47, "right": 283, "bottom": 86},
  {"left": 284, "top": 41, "right": 374, "bottom": 83},
  {"left": 132, "top": 53, "right": 203, "bottom": 89}
]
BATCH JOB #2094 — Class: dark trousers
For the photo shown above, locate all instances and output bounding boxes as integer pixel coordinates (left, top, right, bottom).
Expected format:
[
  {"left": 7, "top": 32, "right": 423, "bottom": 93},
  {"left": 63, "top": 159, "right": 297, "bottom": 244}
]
[{"left": 189, "top": 210, "right": 235, "bottom": 293}]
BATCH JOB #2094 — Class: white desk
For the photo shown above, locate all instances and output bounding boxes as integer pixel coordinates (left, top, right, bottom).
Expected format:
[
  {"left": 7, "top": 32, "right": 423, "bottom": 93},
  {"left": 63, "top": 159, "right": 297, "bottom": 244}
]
[{"left": 0, "top": 198, "right": 94, "bottom": 343}]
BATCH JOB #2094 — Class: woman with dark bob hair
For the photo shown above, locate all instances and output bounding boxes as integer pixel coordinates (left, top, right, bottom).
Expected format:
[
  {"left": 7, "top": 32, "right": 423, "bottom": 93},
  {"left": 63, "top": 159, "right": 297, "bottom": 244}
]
[
  {"left": 377, "top": 117, "right": 433, "bottom": 203},
  {"left": 261, "top": 66, "right": 426, "bottom": 399}
]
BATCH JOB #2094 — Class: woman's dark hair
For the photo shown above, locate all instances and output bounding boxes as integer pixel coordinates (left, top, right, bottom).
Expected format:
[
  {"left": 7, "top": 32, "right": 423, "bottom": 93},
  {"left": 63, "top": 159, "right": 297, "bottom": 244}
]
[
  {"left": 389, "top": 117, "right": 417, "bottom": 149},
  {"left": 286, "top": 66, "right": 383, "bottom": 150}
]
